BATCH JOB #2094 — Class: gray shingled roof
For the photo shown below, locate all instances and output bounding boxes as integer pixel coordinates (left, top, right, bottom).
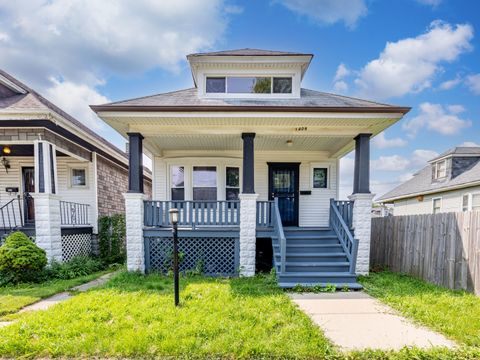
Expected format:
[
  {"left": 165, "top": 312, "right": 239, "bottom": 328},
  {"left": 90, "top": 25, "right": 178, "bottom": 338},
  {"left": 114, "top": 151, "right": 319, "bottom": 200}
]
[
  {"left": 187, "top": 48, "right": 312, "bottom": 57},
  {"left": 378, "top": 148, "right": 480, "bottom": 202},
  {"left": 430, "top": 147, "right": 480, "bottom": 162},
  {"left": 99, "top": 87, "right": 399, "bottom": 109},
  {"left": 0, "top": 69, "right": 127, "bottom": 159}
]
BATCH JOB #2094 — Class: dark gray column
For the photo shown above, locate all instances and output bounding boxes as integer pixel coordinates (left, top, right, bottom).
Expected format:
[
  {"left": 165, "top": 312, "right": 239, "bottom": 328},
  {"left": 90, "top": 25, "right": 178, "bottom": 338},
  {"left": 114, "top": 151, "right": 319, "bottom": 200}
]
[
  {"left": 241, "top": 133, "right": 255, "bottom": 194},
  {"left": 127, "top": 132, "right": 144, "bottom": 193},
  {"left": 353, "top": 133, "right": 371, "bottom": 194}
]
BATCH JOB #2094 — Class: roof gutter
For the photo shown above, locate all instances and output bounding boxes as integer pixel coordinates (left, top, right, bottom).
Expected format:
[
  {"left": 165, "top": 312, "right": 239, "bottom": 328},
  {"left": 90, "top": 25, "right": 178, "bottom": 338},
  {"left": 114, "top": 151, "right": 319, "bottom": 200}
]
[
  {"left": 377, "top": 180, "right": 480, "bottom": 203},
  {"left": 91, "top": 105, "right": 411, "bottom": 114}
]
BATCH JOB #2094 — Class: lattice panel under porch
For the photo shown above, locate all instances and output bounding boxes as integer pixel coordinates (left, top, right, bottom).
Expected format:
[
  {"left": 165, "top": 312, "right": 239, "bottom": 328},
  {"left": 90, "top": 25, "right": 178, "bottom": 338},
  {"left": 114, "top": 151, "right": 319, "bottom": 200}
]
[
  {"left": 61, "top": 232, "right": 92, "bottom": 261},
  {"left": 145, "top": 237, "right": 239, "bottom": 276}
]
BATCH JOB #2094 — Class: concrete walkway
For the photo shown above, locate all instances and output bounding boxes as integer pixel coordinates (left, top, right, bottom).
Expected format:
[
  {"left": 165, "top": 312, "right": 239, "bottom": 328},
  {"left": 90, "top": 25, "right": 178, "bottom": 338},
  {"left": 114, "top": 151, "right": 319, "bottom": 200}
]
[
  {"left": 290, "top": 292, "right": 456, "bottom": 351},
  {"left": 0, "top": 272, "right": 116, "bottom": 328}
]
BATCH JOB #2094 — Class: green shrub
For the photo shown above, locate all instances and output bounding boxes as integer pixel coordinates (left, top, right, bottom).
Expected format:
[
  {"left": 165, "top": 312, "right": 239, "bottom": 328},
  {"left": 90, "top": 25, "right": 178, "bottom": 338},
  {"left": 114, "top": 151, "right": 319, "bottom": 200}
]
[
  {"left": 47, "top": 256, "right": 104, "bottom": 280},
  {"left": 98, "top": 214, "right": 126, "bottom": 264},
  {"left": 0, "top": 231, "right": 47, "bottom": 283}
]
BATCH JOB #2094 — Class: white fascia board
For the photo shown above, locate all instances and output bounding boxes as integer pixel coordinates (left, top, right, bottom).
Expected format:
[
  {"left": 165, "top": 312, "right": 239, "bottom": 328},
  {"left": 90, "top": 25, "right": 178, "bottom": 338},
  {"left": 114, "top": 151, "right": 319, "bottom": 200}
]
[{"left": 0, "top": 74, "right": 27, "bottom": 94}]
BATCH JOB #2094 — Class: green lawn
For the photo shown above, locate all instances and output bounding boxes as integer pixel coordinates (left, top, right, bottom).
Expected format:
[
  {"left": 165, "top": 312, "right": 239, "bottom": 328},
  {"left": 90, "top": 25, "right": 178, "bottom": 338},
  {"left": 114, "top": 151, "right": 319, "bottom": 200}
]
[
  {"left": 0, "top": 272, "right": 335, "bottom": 358},
  {"left": 360, "top": 271, "right": 480, "bottom": 347},
  {"left": 0, "top": 270, "right": 110, "bottom": 317}
]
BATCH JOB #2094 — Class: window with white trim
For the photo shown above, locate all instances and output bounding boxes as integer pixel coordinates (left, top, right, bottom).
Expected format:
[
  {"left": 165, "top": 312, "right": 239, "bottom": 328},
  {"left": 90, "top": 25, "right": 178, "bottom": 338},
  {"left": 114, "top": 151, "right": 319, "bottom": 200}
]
[
  {"left": 171, "top": 166, "right": 185, "bottom": 200},
  {"left": 432, "top": 197, "right": 442, "bottom": 214},
  {"left": 206, "top": 76, "right": 292, "bottom": 94},
  {"left": 472, "top": 193, "right": 480, "bottom": 211},
  {"left": 226, "top": 167, "right": 240, "bottom": 200},
  {"left": 193, "top": 166, "right": 217, "bottom": 200},
  {"left": 71, "top": 168, "right": 86, "bottom": 187},
  {"left": 462, "top": 194, "right": 469, "bottom": 212},
  {"left": 312, "top": 167, "right": 328, "bottom": 189},
  {"left": 433, "top": 160, "right": 447, "bottom": 180}
]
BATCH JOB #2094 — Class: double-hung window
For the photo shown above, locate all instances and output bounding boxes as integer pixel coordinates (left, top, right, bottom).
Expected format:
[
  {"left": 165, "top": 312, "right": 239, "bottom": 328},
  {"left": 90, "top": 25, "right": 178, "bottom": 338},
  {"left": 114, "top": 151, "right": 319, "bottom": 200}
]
[
  {"left": 171, "top": 166, "right": 185, "bottom": 200},
  {"left": 71, "top": 168, "right": 86, "bottom": 187},
  {"left": 226, "top": 167, "right": 240, "bottom": 200},
  {"left": 472, "top": 193, "right": 480, "bottom": 211},
  {"left": 462, "top": 194, "right": 470, "bottom": 212},
  {"left": 432, "top": 198, "right": 442, "bottom": 214},
  {"left": 193, "top": 166, "right": 217, "bottom": 200}
]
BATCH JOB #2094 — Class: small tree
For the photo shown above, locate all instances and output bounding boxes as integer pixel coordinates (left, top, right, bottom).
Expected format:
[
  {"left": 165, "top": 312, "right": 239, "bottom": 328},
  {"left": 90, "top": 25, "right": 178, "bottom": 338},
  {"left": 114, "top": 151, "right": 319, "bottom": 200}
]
[{"left": 0, "top": 231, "right": 47, "bottom": 282}]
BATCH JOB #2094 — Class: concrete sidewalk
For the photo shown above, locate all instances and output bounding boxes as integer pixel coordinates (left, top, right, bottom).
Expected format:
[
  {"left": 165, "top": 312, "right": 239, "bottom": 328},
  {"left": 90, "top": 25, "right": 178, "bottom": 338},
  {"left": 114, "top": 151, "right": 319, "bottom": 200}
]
[{"left": 290, "top": 292, "right": 456, "bottom": 351}]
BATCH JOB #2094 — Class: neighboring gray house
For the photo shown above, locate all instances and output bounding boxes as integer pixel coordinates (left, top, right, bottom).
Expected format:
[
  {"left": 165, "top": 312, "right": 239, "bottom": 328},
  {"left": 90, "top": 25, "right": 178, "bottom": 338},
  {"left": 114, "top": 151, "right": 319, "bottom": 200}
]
[{"left": 377, "top": 147, "right": 480, "bottom": 215}]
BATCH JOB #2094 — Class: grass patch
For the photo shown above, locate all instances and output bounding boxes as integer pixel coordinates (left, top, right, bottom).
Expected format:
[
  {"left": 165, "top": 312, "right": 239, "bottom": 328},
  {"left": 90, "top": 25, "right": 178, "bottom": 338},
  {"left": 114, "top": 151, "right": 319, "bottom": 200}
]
[
  {"left": 360, "top": 271, "right": 480, "bottom": 347},
  {"left": 0, "top": 272, "right": 335, "bottom": 358},
  {"left": 0, "top": 270, "right": 111, "bottom": 317}
]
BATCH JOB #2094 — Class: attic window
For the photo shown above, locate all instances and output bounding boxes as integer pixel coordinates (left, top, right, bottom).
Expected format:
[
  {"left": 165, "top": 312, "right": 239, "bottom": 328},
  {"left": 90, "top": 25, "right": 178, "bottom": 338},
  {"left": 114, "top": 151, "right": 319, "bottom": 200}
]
[
  {"left": 205, "top": 76, "right": 292, "bottom": 94},
  {"left": 433, "top": 160, "right": 447, "bottom": 179}
]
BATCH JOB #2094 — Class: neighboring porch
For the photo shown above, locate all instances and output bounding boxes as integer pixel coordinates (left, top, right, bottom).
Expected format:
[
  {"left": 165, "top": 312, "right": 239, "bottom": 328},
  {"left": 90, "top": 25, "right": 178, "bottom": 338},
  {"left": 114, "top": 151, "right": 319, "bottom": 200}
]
[{"left": 0, "top": 140, "right": 95, "bottom": 262}]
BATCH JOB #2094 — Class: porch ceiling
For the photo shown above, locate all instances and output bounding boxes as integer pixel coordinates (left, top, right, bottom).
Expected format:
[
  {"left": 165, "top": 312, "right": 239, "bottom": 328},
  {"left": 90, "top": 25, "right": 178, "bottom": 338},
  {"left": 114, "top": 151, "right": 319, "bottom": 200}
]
[{"left": 101, "top": 112, "right": 404, "bottom": 157}]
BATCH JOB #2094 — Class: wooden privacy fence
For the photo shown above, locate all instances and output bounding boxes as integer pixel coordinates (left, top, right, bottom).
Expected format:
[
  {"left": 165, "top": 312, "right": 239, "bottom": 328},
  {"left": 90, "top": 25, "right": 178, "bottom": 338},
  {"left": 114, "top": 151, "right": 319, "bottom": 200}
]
[{"left": 371, "top": 212, "right": 480, "bottom": 295}]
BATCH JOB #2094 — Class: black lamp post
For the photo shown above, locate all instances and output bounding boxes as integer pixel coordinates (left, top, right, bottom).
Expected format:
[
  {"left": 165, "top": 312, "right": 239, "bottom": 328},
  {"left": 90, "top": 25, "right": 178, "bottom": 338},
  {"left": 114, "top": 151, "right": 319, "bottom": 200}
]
[{"left": 169, "top": 208, "right": 180, "bottom": 306}]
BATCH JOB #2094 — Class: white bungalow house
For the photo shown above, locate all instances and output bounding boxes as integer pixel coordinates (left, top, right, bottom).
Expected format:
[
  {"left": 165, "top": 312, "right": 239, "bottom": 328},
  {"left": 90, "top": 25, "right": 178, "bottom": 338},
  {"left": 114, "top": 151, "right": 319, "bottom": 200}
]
[
  {"left": 92, "top": 48, "right": 410, "bottom": 287},
  {"left": 0, "top": 69, "right": 152, "bottom": 261},
  {"left": 377, "top": 147, "right": 480, "bottom": 215}
]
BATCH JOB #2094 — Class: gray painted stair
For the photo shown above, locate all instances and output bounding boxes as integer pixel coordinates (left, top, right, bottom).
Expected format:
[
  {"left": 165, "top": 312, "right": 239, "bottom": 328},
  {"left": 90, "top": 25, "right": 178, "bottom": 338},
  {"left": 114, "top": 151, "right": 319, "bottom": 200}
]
[{"left": 273, "top": 228, "right": 361, "bottom": 289}]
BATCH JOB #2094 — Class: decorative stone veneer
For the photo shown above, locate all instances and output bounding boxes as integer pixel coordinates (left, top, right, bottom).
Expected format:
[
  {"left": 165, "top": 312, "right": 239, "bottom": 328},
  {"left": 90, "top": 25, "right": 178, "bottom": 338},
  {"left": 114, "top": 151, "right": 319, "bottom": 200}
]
[
  {"left": 124, "top": 192, "right": 145, "bottom": 272},
  {"left": 32, "top": 193, "right": 62, "bottom": 263},
  {"left": 97, "top": 155, "right": 152, "bottom": 216},
  {"left": 239, "top": 193, "right": 258, "bottom": 276},
  {"left": 348, "top": 193, "right": 375, "bottom": 275}
]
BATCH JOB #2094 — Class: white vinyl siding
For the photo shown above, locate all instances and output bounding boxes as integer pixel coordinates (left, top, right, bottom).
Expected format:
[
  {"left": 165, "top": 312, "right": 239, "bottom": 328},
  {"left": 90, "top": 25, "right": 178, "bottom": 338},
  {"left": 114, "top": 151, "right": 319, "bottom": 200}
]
[
  {"left": 392, "top": 185, "right": 480, "bottom": 215},
  {"left": 0, "top": 156, "right": 97, "bottom": 227},
  {"left": 153, "top": 150, "right": 338, "bottom": 227}
]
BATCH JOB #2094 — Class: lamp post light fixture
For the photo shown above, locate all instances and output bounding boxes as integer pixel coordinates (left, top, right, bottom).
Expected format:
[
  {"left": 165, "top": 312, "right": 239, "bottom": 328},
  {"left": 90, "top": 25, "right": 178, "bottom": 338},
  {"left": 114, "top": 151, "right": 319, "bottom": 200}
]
[{"left": 169, "top": 208, "right": 180, "bottom": 306}]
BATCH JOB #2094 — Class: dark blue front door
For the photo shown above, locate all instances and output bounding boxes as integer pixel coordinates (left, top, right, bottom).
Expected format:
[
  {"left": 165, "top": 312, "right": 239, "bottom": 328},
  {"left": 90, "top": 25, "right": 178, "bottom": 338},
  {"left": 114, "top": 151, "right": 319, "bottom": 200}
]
[{"left": 268, "top": 163, "right": 299, "bottom": 227}]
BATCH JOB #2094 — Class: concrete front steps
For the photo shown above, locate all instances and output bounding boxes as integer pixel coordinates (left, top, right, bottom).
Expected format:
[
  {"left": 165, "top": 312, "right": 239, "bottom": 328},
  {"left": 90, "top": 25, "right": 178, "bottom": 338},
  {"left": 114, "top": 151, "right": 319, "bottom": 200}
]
[{"left": 273, "top": 228, "right": 362, "bottom": 289}]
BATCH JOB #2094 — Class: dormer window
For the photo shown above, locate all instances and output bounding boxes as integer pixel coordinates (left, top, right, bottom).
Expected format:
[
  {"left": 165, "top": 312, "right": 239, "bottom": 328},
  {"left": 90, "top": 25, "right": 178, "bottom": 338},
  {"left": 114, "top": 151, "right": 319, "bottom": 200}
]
[
  {"left": 205, "top": 76, "right": 292, "bottom": 94},
  {"left": 433, "top": 160, "right": 447, "bottom": 180}
]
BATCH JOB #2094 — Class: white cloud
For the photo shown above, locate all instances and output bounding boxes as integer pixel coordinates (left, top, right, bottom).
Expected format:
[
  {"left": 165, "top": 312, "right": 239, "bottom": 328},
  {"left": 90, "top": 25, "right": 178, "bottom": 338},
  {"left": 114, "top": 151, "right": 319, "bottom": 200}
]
[
  {"left": 277, "top": 0, "right": 367, "bottom": 28},
  {"left": 354, "top": 21, "right": 473, "bottom": 99},
  {"left": 372, "top": 155, "right": 410, "bottom": 171},
  {"left": 334, "top": 63, "right": 350, "bottom": 81},
  {"left": 466, "top": 74, "right": 480, "bottom": 95},
  {"left": 416, "top": 0, "right": 442, "bottom": 7},
  {"left": 0, "top": 0, "right": 232, "bottom": 128},
  {"left": 410, "top": 149, "right": 438, "bottom": 167},
  {"left": 439, "top": 76, "right": 461, "bottom": 90},
  {"left": 403, "top": 102, "right": 471, "bottom": 137},
  {"left": 372, "top": 132, "right": 407, "bottom": 149},
  {"left": 460, "top": 141, "right": 480, "bottom": 147},
  {"left": 44, "top": 78, "right": 110, "bottom": 131},
  {"left": 333, "top": 80, "right": 349, "bottom": 93}
]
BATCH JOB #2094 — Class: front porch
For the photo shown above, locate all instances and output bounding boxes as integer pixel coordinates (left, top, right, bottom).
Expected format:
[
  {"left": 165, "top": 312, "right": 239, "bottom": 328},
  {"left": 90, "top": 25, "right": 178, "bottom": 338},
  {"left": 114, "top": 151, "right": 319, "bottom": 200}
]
[
  {"left": 123, "top": 128, "right": 375, "bottom": 287},
  {"left": 0, "top": 140, "right": 95, "bottom": 262}
]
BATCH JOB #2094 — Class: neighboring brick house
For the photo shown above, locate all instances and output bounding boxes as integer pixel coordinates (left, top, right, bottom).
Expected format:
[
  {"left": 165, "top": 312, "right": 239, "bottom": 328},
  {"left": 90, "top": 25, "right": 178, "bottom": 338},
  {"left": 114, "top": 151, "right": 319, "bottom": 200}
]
[{"left": 0, "top": 68, "right": 151, "bottom": 262}]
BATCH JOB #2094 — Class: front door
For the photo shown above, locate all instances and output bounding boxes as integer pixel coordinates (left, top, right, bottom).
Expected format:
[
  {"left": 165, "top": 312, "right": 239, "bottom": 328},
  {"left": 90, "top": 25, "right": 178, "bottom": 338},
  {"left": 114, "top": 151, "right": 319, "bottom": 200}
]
[
  {"left": 268, "top": 163, "right": 299, "bottom": 227},
  {"left": 22, "top": 167, "right": 35, "bottom": 224}
]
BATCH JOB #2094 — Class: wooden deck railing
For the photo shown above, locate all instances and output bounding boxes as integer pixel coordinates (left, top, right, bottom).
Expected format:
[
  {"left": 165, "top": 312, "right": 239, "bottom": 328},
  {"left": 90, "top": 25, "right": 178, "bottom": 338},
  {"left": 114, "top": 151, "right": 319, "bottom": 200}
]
[
  {"left": 256, "top": 200, "right": 274, "bottom": 227},
  {"left": 144, "top": 200, "right": 240, "bottom": 228},
  {"left": 272, "top": 198, "right": 287, "bottom": 274},
  {"left": 329, "top": 199, "right": 358, "bottom": 274}
]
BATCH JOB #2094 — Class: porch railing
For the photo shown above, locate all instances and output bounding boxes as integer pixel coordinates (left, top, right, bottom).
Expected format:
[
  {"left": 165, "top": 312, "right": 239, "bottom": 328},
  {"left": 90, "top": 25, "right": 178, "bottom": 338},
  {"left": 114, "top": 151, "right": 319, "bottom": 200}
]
[
  {"left": 256, "top": 200, "right": 274, "bottom": 227},
  {"left": 329, "top": 199, "right": 358, "bottom": 274},
  {"left": 144, "top": 200, "right": 240, "bottom": 228},
  {"left": 60, "top": 201, "right": 90, "bottom": 226},
  {"left": 0, "top": 195, "right": 23, "bottom": 236},
  {"left": 332, "top": 199, "right": 354, "bottom": 229},
  {"left": 272, "top": 198, "right": 287, "bottom": 274}
]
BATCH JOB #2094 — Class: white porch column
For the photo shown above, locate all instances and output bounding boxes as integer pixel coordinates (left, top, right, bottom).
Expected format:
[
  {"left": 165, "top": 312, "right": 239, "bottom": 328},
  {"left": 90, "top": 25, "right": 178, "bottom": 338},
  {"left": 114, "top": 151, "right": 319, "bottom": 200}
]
[
  {"left": 239, "top": 193, "right": 258, "bottom": 276},
  {"left": 349, "top": 193, "right": 375, "bottom": 275},
  {"left": 33, "top": 140, "right": 62, "bottom": 263},
  {"left": 124, "top": 193, "right": 145, "bottom": 272}
]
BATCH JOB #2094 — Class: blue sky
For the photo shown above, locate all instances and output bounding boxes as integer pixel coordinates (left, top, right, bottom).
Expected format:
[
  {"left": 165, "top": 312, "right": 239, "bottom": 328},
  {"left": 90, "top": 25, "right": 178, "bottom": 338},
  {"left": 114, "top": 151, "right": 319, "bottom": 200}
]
[{"left": 1, "top": 0, "right": 479, "bottom": 198}]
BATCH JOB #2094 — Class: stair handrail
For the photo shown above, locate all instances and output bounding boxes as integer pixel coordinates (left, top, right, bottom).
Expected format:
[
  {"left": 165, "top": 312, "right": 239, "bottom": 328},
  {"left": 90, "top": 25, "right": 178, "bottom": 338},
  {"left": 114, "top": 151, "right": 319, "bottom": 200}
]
[
  {"left": 329, "top": 199, "right": 359, "bottom": 274},
  {"left": 0, "top": 195, "right": 24, "bottom": 236},
  {"left": 272, "top": 197, "right": 287, "bottom": 274}
]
